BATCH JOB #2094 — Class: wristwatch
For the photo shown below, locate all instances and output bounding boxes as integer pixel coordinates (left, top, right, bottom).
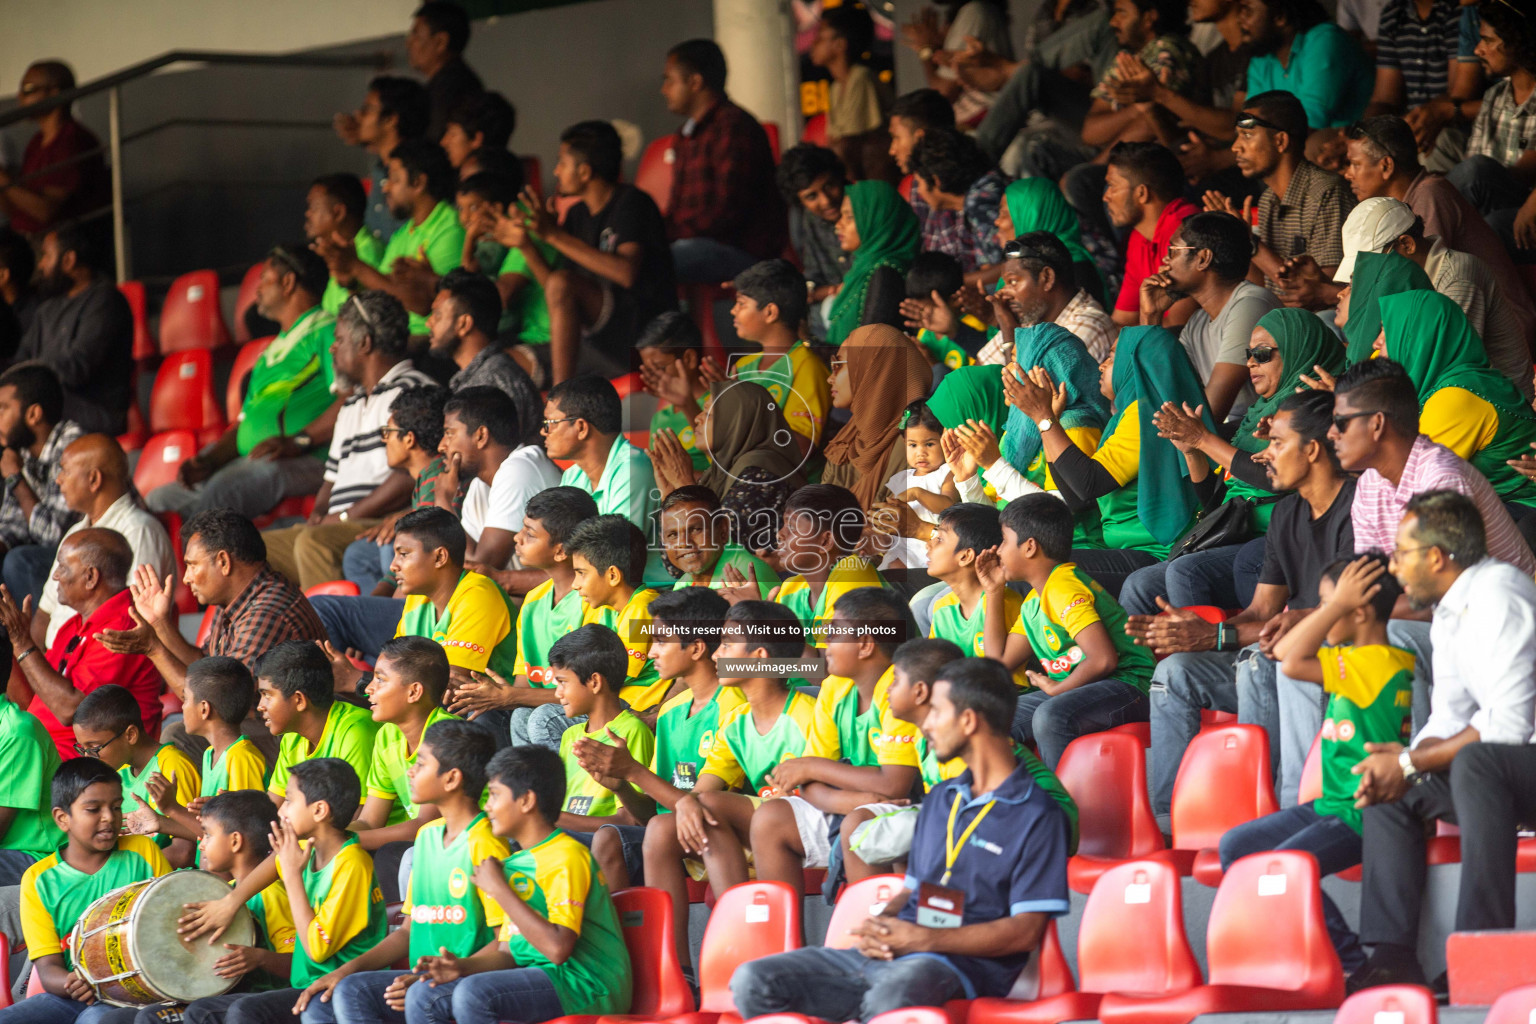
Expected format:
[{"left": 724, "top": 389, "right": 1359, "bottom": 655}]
[
  {"left": 292, "top": 434, "right": 314, "bottom": 451},
  {"left": 1398, "top": 748, "right": 1419, "bottom": 781},
  {"left": 338, "top": 510, "right": 350, "bottom": 524},
  {"left": 1036, "top": 418, "right": 1053, "bottom": 433}
]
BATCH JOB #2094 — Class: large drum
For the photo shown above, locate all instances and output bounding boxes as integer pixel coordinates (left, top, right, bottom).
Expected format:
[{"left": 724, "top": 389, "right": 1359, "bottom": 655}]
[{"left": 69, "top": 870, "right": 256, "bottom": 1006}]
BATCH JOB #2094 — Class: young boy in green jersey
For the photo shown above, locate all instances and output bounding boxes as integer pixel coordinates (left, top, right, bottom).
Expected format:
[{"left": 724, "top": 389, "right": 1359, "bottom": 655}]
[
  {"left": 570, "top": 515, "right": 664, "bottom": 713},
  {"left": 15, "top": 758, "right": 171, "bottom": 1020},
  {"left": 198, "top": 791, "right": 296, "bottom": 994},
  {"left": 0, "top": 647, "right": 63, "bottom": 884},
  {"left": 902, "top": 252, "right": 981, "bottom": 370},
  {"left": 403, "top": 745, "right": 632, "bottom": 1023},
  {"left": 1225, "top": 553, "right": 1413, "bottom": 974},
  {"left": 260, "top": 641, "right": 379, "bottom": 807},
  {"left": 749, "top": 588, "right": 923, "bottom": 899},
  {"left": 727, "top": 259, "right": 830, "bottom": 452},
  {"left": 925, "top": 503, "right": 1029, "bottom": 689},
  {"left": 572, "top": 588, "right": 740, "bottom": 890},
  {"left": 636, "top": 312, "right": 710, "bottom": 472},
  {"left": 294, "top": 720, "right": 508, "bottom": 1024},
  {"left": 73, "top": 685, "right": 200, "bottom": 866},
  {"left": 660, "top": 487, "right": 777, "bottom": 599},
  {"left": 351, "top": 636, "right": 458, "bottom": 903},
  {"left": 977, "top": 493, "right": 1155, "bottom": 768}
]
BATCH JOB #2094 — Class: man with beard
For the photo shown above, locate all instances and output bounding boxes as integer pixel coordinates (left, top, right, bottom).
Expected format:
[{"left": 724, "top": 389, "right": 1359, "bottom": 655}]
[
  {"left": 428, "top": 268, "right": 542, "bottom": 443},
  {"left": 1102, "top": 141, "right": 1199, "bottom": 328},
  {"left": 0, "top": 363, "right": 83, "bottom": 608},
  {"left": 11, "top": 225, "right": 131, "bottom": 435},
  {"left": 1239, "top": 0, "right": 1373, "bottom": 130},
  {"left": 147, "top": 245, "right": 339, "bottom": 520},
  {"left": 0, "top": 61, "right": 109, "bottom": 237},
  {"left": 260, "top": 291, "right": 433, "bottom": 590},
  {"left": 1139, "top": 211, "right": 1279, "bottom": 422},
  {"left": 993, "top": 232, "right": 1115, "bottom": 362},
  {"left": 330, "top": 75, "right": 430, "bottom": 245}
]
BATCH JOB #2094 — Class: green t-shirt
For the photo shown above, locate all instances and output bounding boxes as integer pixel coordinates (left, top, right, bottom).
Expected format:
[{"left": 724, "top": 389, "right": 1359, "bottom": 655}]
[
  {"left": 558, "top": 710, "right": 656, "bottom": 819},
  {"left": 1013, "top": 563, "right": 1155, "bottom": 692},
  {"left": 367, "top": 706, "right": 459, "bottom": 825},
  {"left": 321, "top": 229, "right": 385, "bottom": 314},
  {"left": 514, "top": 578, "right": 587, "bottom": 687},
  {"left": 403, "top": 814, "right": 509, "bottom": 963},
  {"left": 650, "top": 685, "right": 745, "bottom": 806},
  {"left": 701, "top": 690, "right": 818, "bottom": 796},
  {"left": 649, "top": 403, "right": 709, "bottom": 470},
  {"left": 398, "top": 571, "right": 519, "bottom": 680},
  {"left": 914, "top": 328, "right": 974, "bottom": 371},
  {"left": 120, "top": 744, "right": 202, "bottom": 847},
  {"left": 237, "top": 307, "right": 337, "bottom": 455},
  {"left": 498, "top": 238, "right": 561, "bottom": 343},
  {"left": 269, "top": 701, "right": 381, "bottom": 799},
  {"left": 1316, "top": 644, "right": 1415, "bottom": 833},
  {"left": 245, "top": 878, "right": 297, "bottom": 992},
  {"left": 20, "top": 836, "right": 170, "bottom": 970},
  {"left": 672, "top": 543, "right": 779, "bottom": 597},
  {"left": 381, "top": 201, "right": 467, "bottom": 334},
  {"left": 277, "top": 836, "right": 387, "bottom": 987},
  {"left": 499, "top": 830, "right": 632, "bottom": 1015},
  {"left": 0, "top": 697, "right": 61, "bottom": 858},
  {"left": 560, "top": 436, "right": 670, "bottom": 589},
  {"left": 201, "top": 736, "right": 269, "bottom": 798}
]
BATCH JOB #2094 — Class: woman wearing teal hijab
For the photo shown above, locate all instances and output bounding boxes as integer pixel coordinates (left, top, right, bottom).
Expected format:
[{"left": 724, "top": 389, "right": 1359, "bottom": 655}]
[
  {"left": 826, "top": 180, "right": 921, "bottom": 346},
  {"left": 1339, "top": 250, "right": 1431, "bottom": 364},
  {"left": 996, "top": 178, "right": 1106, "bottom": 308},
  {"left": 1000, "top": 322, "right": 1111, "bottom": 488}
]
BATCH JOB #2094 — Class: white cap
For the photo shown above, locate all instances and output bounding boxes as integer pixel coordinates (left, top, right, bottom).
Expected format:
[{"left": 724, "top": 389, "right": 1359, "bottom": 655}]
[{"left": 1333, "top": 197, "right": 1418, "bottom": 283}]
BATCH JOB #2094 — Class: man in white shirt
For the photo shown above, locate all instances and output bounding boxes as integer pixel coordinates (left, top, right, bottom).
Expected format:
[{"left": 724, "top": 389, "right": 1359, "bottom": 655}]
[
  {"left": 1349, "top": 490, "right": 1536, "bottom": 992},
  {"left": 32, "top": 434, "right": 172, "bottom": 649}
]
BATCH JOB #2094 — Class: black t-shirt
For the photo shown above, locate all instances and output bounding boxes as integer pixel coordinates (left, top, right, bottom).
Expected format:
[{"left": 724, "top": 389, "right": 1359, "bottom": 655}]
[
  {"left": 1258, "top": 478, "right": 1356, "bottom": 609},
  {"left": 1193, "top": 42, "right": 1251, "bottom": 112},
  {"left": 563, "top": 183, "right": 678, "bottom": 326}
]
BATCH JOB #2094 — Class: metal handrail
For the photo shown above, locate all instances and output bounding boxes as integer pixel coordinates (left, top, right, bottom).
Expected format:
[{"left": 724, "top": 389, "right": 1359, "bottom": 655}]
[{"left": 2, "top": 49, "right": 392, "bottom": 281}]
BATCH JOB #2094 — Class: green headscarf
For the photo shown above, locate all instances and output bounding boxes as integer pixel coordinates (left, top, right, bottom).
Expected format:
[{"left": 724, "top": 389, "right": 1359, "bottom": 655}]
[
  {"left": 1231, "top": 309, "right": 1347, "bottom": 454},
  {"left": 825, "top": 180, "right": 920, "bottom": 347},
  {"left": 1104, "top": 326, "right": 1215, "bottom": 545},
  {"left": 926, "top": 365, "right": 1009, "bottom": 436},
  {"left": 1000, "top": 322, "right": 1111, "bottom": 472},
  {"left": 1003, "top": 178, "right": 1093, "bottom": 267},
  {"left": 1342, "top": 251, "right": 1431, "bottom": 364}
]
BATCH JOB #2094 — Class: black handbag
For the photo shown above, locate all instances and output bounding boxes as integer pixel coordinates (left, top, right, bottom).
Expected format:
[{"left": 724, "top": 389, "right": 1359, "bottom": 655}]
[{"left": 1169, "top": 492, "right": 1281, "bottom": 560}]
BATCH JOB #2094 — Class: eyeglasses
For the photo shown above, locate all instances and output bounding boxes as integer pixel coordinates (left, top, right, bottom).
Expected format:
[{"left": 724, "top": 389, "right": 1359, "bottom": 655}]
[
  {"left": 1331, "top": 410, "right": 1378, "bottom": 432},
  {"left": 73, "top": 727, "right": 126, "bottom": 758},
  {"left": 1245, "top": 346, "right": 1279, "bottom": 364},
  {"left": 379, "top": 426, "right": 404, "bottom": 439},
  {"left": 541, "top": 416, "right": 580, "bottom": 432},
  {"left": 1391, "top": 545, "right": 1436, "bottom": 560},
  {"left": 1166, "top": 244, "right": 1201, "bottom": 253},
  {"left": 1235, "top": 113, "right": 1288, "bottom": 134}
]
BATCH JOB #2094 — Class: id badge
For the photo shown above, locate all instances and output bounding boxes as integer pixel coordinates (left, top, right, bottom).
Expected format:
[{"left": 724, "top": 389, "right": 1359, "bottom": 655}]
[{"left": 915, "top": 881, "right": 965, "bottom": 928}]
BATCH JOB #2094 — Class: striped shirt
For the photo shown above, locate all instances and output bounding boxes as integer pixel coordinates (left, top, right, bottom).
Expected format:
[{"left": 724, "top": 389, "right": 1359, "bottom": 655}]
[
  {"left": 1056, "top": 289, "right": 1116, "bottom": 363},
  {"left": 1351, "top": 435, "right": 1536, "bottom": 574},
  {"left": 324, "top": 360, "right": 435, "bottom": 513},
  {"left": 1256, "top": 161, "right": 1356, "bottom": 288},
  {"left": 1376, "top": 0, "right": 1461, "bottom": 108}
]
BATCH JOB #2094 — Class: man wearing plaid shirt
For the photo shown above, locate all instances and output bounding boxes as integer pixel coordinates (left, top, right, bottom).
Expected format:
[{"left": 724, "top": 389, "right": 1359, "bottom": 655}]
[
  {"left": 0, "top": 364, "right": 83, "bottom": 609},
  {"left": 660, "top": 39, "right": 787, "bottom": 285}
]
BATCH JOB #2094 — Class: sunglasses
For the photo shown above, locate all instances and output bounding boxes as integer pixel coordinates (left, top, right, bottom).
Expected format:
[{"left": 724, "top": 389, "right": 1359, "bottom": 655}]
[
  {"left": 1331, "top": 410, "right": 1378, "bottom": 432},
  {"left": 1235, "top": 113, "right": 1288, "bottom": 134},
  {"left": 1245, "top": 346, "right": 1279, "bottom": 364}
]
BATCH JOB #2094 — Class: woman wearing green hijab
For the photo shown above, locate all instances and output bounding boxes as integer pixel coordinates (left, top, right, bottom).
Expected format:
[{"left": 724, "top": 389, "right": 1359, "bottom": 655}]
[
  {"left": 926, "top": 365, "right": 1009, "bottom": 435},
  {"left": 996, "top": 177, "right": 1106, "bottom": 307},
  {"left": 1339, "top": 251, "right": 1431, "bottom": 364},
  {"left": 1007, "top": 325, "right": 1216, "bottom": 596},
  {"left": 825, "top": 180, "right": 920, "bottom": 346},
  {"left": 1378, "top": 290, "right": 1536, "bottom": 510}
]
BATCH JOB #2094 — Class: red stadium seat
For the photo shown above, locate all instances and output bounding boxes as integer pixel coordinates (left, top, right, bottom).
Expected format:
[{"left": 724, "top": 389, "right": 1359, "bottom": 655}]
[
  {"left": 1485, "top": 982, "right": 1536, "bottom": 1023},
  {"left": 971, "top": 859, "right": 1200, "bottom": 1024},
  {"left": 160, "top": 690, "right": 183, "bottom": 726},
  {"left": 159, "top": 269, "right": 231, "bottom": 353},
  {"left": 1056, "top": 732, "right": 1164, "bottom": 893},
  {"left": 824, "top": 874, "right": 905, "bottom": 949},
  {"left": 1106, "top": 721, "right": 1150, "bottom": 746},
  {"left": 305, "top": 581, "right": 361, "bottom": 599},
  {"left": 1446, "top": 932, "right": 1536, "bottom": 1004},
  {"left": 602, "top": 881, "right": 800, "bottom": 1024},
  {"left": 866, "top": 1008, "right": 965, "bottom": 1024},
  {"left": 763, "top": 121, "right": 781, "bottom": 161},
  {"left": 150, "top": 350, "right": 226, "bottom": 446},
  {"left": 227, "top": 337, "right": 274, "bottom": 423},
  {"left": 155, "top": 510, "right": 198, "bottom": 615},
  {"left": 196, "top": 606, "right": 216, "bottom": 647},
  {"left": 547, "top": 887, "right": 693, "bottom": 1024},
  {"left": 1167, "top": 725, "right": 1278, "bottom": 885},
  {"left": 802, "top": 113, "right": 828, "bottom": 147},
  {"left": 523, "top": 155, "right": 543, "bottom": 197},
  {"left": 1331, "top": 986, "right": 1436, "bottom": 1024},
  {"left": 684, "top": 283, "right": 729, "bottom": 366},
  {"left": 1097, "top": 851, "right": 1344, "bottom": 1024},
  {"left": 134, "top": 431, "right": 198, "bottom": 494},
  {"left": 898, "top": 174, "right": 913, "bottom": 201},
  {"left": 232, "top": 262, "right": 264, "bottom": 343},
  {"left": 25, "top": 960, "right": 42, "bottom": 997},
  {"left": 119, "top": 280, "right": 156, "bottom": 362},
  {"left": 637, "top": 135, "right": 678, "bottom": 216},
  {"left": 0, "top": 932, "right": 11, "bottom": 1008},
  {"left": 119, "top": 397, "right": 150, "bottom": 454}
]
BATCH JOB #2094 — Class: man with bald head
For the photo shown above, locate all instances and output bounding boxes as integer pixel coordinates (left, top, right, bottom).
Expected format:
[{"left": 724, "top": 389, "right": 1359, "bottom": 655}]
[
  {"left": 0, "top": 60, "right": 108, "bottom": 236},
  {"left": 0, "top": 528, "right": 163, "bottom": 758},
  {"left": 33, "top": 434, "right": 172, "bottom": 652}
]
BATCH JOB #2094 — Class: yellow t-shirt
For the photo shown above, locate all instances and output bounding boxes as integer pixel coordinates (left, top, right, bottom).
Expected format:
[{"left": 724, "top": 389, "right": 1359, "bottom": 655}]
[
  {"left": 732, "top": 343, "right": 832, "bottom": 447},
  {"left": 583, "top": 588, "right": 665, "bottom": 709},
  {"left": 1420, "top": 387, "right": 1500, "bottom": 462},
  {"left": 806, "top": 666, "right": 923, "bottom": 769},
  {"left": 929, "top": 587, "right": 1032, "bottom": 689},
  {"left": 1026, "top": 425, "right": 1103, "bottom": 491},
  {"left": 1090, "top": 400, "right": 1140, "bottom": 486}
]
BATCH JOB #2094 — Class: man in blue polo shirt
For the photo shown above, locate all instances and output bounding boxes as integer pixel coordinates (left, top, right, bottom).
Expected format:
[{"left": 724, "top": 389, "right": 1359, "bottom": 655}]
[{"left": 730, "top": 658, "right": 1070, "bottom": 1023}]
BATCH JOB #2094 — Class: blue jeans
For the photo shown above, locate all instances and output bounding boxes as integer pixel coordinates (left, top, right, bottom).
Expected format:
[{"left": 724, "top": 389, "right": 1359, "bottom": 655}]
[
  {"left": 0, "top": 995, "right": 139, "bottom": 1024},
  {"left": 730, "top": 944, "right": 966, "bottom": 1023},
  {"left": 1150, "top": 647, "right": 1243, "bottom": 815},
  {"left": 2, "top": 545, "right": 54, "bottom": 612},
  {"left": 409, "top": 970, "right": 564, "bottom": 1024},
  {"left": 1119, "top": 540, "right": 1266, "bottom": 616},
  {"left": 308, "top": 969, "right": 406, "bottom": 1024},
  {"left": 1218, "top": 801, "right": 1366, "bottom": 973},
  {"left": 1013, "top": 679, "right": 1149, "bottom": 768},
  {"left": 0, "top": 849, "right": 38, "bottom": 887},
  {"left": 342, "top": 539, "right": 394, "bottom": 593},
  {"left": 669, "top": 238, "right": 759, "bottom": 285},
  {"left": 509, "top": 704, "right": 585, "bottom": 750},
  {"left": 310, "top": 595, "right": 405, "bottom": 660},
  {"left": 1068, "top": 548, "right": 1160, "bottom": 601}
]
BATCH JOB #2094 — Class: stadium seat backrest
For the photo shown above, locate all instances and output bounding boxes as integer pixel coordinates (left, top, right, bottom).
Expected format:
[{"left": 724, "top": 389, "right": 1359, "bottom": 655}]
[
  {"left": 522, "top": 155, "right": 543, "bottom": 197},
  {"left": 119, "top": 281, "right": 156, "bottom": 361},
  {"left": 154, "top": 509, "right": 198, "bottom": 615},
  {"left": 0, "top": 931, "right": 10, "bottom": 1008},
  {"left": 1205, "top": 851, "right": 1343, "bottom": 995},
  {"left": 1299, "top": 732, "right": 1324, "bottom": 804},
  {"left": 305, "top": 580, "right": 361, "bottom": 599},
  {"left": 1330, "top": 985, "right": 1436, "bottom": 1024},
  {"left": 233, "top": 262, "right": 264, "bottom": 343},
  {"left": 866, "top": 1008, "right": 953, "bottom": 1024},
  {"left": 697, "top": 881, "right": 802, "bottom": 1013},
  {"left": 825, "top": 874, "right": 906, "bottom": 949},
  {"left": 1170, "top": 725, "right": 1278, "bottom": 852},
  {"left": 637, "top": 134, "right": 678, "bottom": 216},
  {"left": 25, "top": 957, "right": 42, "bottom": 998},
  {"left": 196, "top": 606, "right": 216, "bottom": 647},
  {"left": 763, "top": 121, "right": 781, "bottom": 161},
  {"left": 227, "top": 337, "right": 274, "bottom": 423},
  {"left": 1077, "top": 860, "right": 1201, "bottom": 996},
  {"left": 803, "top": 113, "right": 828, "bottom": 147},
  {"left": 1056, "top": 732, "right": 1163, "bottom": 860},
  {"left": 159, "top": 269, "right": 231, "bottom": 353},
  {"left": 151, "top": 350, "right": 225, "bottom": 438},
  {"left": 1485, "top": 982, "right": 1536, "bottom": 1024},
  {"left": 614, "top": 886, "right": 695, "bottom": 1019},
  {"left": 134, "top": 431, "right": 199, "bottom": 494}
]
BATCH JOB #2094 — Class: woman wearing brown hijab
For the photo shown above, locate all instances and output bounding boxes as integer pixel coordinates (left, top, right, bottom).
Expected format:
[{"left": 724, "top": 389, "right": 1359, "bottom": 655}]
[{"left": 821, "top": 324, "right": 931, "bottom": 511}]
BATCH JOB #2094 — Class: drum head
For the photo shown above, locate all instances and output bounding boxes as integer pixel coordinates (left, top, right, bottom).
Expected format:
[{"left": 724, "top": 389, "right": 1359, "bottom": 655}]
[{"left": 131, "top": 871, "right": 256, "bottom": 1003}]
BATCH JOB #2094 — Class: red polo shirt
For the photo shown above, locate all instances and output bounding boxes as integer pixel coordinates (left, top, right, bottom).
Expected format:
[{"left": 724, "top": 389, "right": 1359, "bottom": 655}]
[
  {"left": 1115, "top": 197, "right": 1200, "bottom": 313},
  {"left": 11, "top": 118, "right": 109, "bottom": 236},
  {"left": 34, "top": 588, "right": 164, "bottom": 758}
]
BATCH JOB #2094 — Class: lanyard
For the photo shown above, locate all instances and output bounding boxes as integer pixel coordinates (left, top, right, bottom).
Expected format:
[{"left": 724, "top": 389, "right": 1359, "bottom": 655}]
[{"left": 942, "top": 790, "right": 997, "bottom": 886}]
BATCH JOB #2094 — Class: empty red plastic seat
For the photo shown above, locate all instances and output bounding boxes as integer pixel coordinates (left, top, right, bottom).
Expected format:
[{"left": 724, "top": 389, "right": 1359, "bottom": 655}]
[
  {"left": 305, "top": 581, "right": 361, "bottom": 599},
  {"left": 802, "top": 113, "right": 828, "bottom": 147},
  {"left": 134, "top": 431, "right": 198, "bottom": 494},
  {"left": 118, "top": 397, "right": 149, "bottom": 454},
  {"left": 1485, "top": 982, "right": 1536, "bottom": 1023},
  {"left": 152, "top": 510, "right": 198, "bottom": 614},
  {"left": 1331, "top": 985, "right": 1436, "bottom": 1024},
  {"left": 762, "top": 121, "right": 781, "bottom": 161},
  {"left": 232, "top": 262, "right": 264, "bottom": 343},
  {"left": 972, "top": 859, "right": 1200, "bottom": 1024},
  {"left": 119, "top": 280, "right": 156, "bottom": 361},
  {"left": 1167, "top": 725, "right": 1278, "bottom": 885},
  {"left": 159, "top": 269, "right": 231, "bottom": 352},
  {"left": 546, "top": 887, "right": 693, "bottom": 1024},
  {"left": 824, "top": 874, "right": 905, "bottom": 949},
  {"left": 150, "top": 350, "right": 226, "bottom": 446},
  {"left": 636, "top": 135, "right": 677, "bottom": 217},
  {"left": 866, "top": 1008, "right": 964, "bottom": 1024},
  {"left": 1446, "top": 932, "right": 1536, "bottom": 1005},
  {"left": 1097, "top": 850, "right": 1344, "bottom": 1024},
  {"left": 227, "top": 337, "right": 274, "bottom": 423},
  {"left": 1055, "top": 732, "right": 1164, "bottom": 893}
]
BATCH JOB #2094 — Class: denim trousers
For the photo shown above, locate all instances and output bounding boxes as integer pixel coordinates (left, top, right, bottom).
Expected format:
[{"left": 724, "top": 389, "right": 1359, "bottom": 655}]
[
  {"left": 730, "top": 945, "right": 966, "bottom": 1023},
  {"left": 310, "top": 595, "right": 406, "bottom": 660},
  {"left": 0, "top": 995, "right": 138, "bottom": 1024},
  {"left": 405, "top": 970, "right": 564, "bottom": 1024},
  {"left": 341, "top": 538, "right": 395, "bottom": 593},
  {"left": 1118, "top": 538, "right": 1267, "bottom": 616},
  {"left": 670, "top": 238, "right": 759, "bottom": 285},
  {"left": 1067, "top": 548, "right": 1160, "bottom": 601},
  {"left": 2, "top": 545, "right": 54, "bottom": 612},
  {"left": 1149, "top": 645, "right": 1263, "bottom": 814},
  {"left": 146, "top": 456, "right": 327, "bottom": 521},
  {"left": 1013, "top": 679, "right": 1150, "bottom": 768},
  {"left": 303, "top": 970, "right": 406, "bottom": 1024}
]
